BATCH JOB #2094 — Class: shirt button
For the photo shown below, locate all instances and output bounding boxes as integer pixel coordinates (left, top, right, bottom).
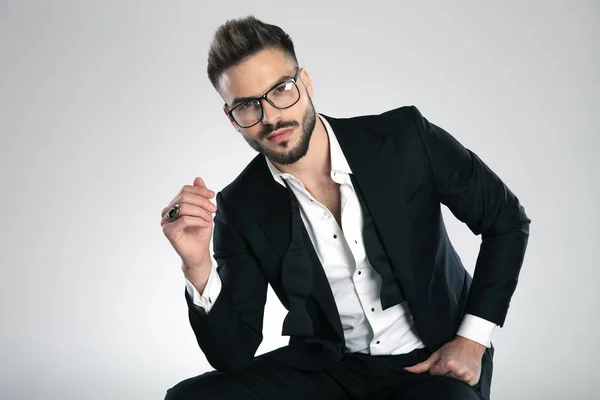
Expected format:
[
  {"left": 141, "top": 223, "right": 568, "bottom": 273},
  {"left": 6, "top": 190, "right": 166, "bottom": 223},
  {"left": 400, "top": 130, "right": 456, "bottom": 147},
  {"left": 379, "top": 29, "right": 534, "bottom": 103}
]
[
  {"left": 333, "top": 234, "right": 337, "bottom": 239},
  {"left": 357, "top": 271, "right": 361, "bottom": 275},
  {"left": 354, "top": 240, "right": 358, "bottom": 244},
  {"left": 208, "top": 297, "right": 212, "bottom": 304},
  {"left": 371, "top": 308, "right": 375, "bottom": 312},
  {"left": 376, "top": 340, "right": 380, "bottom": 344}
]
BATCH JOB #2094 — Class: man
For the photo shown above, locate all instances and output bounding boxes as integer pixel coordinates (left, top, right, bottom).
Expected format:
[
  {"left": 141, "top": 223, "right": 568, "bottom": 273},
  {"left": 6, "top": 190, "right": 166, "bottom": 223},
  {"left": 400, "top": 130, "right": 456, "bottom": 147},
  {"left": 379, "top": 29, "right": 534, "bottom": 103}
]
[{"left": 160, "top": 16, "right": 530, "bottom": 400}]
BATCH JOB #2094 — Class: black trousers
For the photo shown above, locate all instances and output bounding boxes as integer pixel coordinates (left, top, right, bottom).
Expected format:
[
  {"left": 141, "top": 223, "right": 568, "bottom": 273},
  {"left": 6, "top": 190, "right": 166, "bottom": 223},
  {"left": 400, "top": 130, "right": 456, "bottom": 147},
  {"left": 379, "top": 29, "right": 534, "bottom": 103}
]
[{"left": 165, "top": 348, "right": 493, "bottom": 400}]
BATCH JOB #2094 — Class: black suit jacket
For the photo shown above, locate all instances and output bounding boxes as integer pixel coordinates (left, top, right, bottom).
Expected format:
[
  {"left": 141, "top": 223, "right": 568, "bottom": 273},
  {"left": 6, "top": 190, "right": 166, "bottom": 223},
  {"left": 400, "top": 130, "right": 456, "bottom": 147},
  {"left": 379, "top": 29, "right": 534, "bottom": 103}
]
[{"left": 184, "top": 105, "right": 530, "bottom": 375}]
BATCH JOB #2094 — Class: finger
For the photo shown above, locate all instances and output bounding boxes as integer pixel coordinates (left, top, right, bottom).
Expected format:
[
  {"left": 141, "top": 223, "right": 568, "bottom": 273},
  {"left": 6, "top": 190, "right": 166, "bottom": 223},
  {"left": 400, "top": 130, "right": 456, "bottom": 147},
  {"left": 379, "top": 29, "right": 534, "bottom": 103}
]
[
  {"left": 169, "top": 183, "right": 214, "bottom": 205},
  {"left": 183, "top": 183, "right": 215, "bottom": 199},
  {"left": 442, "top": 371, "right": 460, "bottom": 382},
  {"left": 161, "top": 204, "right": 216, "bottom": 229},
  {"left": 193, "top": 177, "right": 214, "bottom": 196},
  {"left": 445, "top": 369, "right": 475, "bottom": 386},
  {"left": 163, "top": 181, "right": 215, "bottom": 214},
  {"left": 455, "top": 367, "right": 478, "bottom": 386},
  {"left": 193, "top": 177, "right": 205, "bottom": 187},
  {"left": 455, "top": 367, "right": 470, "bottom": 382},
  {"left": 162, "top": 215, "right": 212, "bottom": 234},
  {"left": 429, "top": 357, "right": 455, "bottom": 376},
  {"left": 177, "top": 202, "right": 214, "bottom": 223},
  {"left": 404, "top": 352, "right": 440, "bottom": 374},
  {"left": 467, "top": 374, "right": 480, "bottom": 386},
  {"left": 162, "top": 192, "right": 217, "bottom": 220},
  {"left": 443, "top": 369, "right": 462, "bottom": 380},
  {"left": 161, "top": 203, "right": 214, "bottom": 228},
  {"left": 179, "top": 192, "right": 217, "bottom": 214}
]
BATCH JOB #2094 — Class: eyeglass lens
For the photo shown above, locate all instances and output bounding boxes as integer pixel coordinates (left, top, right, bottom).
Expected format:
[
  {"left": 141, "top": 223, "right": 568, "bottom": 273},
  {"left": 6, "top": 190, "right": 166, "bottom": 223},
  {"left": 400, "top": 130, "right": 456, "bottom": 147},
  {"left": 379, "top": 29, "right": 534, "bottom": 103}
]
[{"left": 232, "top": 80, "right": 299, "bottom": 127}]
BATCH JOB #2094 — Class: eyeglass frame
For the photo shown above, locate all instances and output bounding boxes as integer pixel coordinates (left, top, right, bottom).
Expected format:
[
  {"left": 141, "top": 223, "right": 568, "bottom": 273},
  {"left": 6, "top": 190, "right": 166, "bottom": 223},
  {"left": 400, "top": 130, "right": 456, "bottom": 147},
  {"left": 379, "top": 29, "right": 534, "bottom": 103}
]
[{"left": 225, "top": 67, "right": 302, "bottom": 128}]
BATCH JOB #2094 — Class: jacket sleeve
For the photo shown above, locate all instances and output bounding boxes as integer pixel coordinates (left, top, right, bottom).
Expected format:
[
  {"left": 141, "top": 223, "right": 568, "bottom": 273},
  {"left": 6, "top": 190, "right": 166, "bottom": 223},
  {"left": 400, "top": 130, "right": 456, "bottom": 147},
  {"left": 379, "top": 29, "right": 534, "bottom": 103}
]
[
  {"left": 185, "top": 191, "right": 268, "bottom": 372},
  {"left": 409, "top": 105, "right": 531, "bottom": 326}
]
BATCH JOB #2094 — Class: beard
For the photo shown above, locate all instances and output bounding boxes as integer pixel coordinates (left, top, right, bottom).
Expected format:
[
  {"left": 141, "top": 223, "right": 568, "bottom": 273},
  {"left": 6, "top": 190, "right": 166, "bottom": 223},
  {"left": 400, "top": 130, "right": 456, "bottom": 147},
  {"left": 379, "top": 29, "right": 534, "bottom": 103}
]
[{"left": 244, "top": 96, "right": 317, "bottom": 165}]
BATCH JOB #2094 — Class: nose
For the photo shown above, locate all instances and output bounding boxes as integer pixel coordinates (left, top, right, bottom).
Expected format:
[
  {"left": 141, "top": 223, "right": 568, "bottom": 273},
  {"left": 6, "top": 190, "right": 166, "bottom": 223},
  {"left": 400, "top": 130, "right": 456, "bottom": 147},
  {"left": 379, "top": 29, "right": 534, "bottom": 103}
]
[{"left": 260, "top": 98, "right": 282, "bottom": 126}]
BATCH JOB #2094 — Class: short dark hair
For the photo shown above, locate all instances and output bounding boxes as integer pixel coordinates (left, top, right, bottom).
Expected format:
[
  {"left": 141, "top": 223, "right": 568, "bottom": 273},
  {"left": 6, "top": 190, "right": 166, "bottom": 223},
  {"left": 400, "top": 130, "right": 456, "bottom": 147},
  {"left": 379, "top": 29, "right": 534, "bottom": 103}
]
[{"left": 207, "top": 16, "right": 298, "bottom": 92}]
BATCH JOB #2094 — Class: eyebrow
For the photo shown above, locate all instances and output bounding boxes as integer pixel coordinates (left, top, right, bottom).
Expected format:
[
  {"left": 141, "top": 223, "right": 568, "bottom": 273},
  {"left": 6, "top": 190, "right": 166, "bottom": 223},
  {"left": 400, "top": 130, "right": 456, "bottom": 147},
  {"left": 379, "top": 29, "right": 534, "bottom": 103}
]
[{"left": 229, "top": 72, "right": 296, "bottom": 108}]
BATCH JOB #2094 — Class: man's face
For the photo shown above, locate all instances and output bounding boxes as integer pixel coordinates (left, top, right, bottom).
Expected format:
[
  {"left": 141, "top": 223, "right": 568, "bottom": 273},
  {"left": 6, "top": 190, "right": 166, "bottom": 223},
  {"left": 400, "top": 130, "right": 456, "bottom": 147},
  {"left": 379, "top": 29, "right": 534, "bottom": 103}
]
[{"left": 218, "top": 48, "right": 317, "bottom": 165}]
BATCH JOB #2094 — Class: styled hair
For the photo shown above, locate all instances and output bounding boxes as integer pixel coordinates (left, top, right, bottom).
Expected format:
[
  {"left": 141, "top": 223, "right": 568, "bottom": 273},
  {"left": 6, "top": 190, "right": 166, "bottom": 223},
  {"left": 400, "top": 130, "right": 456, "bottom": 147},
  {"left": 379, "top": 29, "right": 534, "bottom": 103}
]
[{"left": 207, "top": 16, "right": 298, "bottom": 92}]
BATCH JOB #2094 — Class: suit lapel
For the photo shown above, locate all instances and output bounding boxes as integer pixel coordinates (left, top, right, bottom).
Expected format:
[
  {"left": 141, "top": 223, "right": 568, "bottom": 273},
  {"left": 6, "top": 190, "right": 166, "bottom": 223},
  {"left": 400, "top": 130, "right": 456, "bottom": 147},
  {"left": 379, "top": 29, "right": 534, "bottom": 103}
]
[{"left": 324, "top": 115, "right": 417, "bottom": 304}]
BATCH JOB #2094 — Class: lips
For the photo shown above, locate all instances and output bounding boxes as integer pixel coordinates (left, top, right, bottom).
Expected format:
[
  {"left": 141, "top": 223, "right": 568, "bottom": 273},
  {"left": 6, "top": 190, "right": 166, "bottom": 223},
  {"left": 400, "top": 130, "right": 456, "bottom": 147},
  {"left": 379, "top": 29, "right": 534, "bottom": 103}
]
[{"left": 267, "top": 128, "right": 294, "bottom": 143}]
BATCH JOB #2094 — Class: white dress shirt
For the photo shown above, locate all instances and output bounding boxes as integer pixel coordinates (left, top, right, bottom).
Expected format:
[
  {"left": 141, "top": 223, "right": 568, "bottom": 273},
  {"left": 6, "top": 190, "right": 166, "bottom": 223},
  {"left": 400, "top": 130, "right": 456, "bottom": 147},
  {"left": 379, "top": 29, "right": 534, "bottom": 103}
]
[{"left": 186, "top": 115, "right": 496, "bottom": 352}]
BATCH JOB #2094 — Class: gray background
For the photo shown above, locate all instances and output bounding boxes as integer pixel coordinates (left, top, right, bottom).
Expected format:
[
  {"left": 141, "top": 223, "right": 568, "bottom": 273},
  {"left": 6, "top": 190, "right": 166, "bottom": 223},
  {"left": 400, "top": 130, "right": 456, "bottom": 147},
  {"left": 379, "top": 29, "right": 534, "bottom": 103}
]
[{"left": 1, "top": 1, "right": 598, "bottom": 399}]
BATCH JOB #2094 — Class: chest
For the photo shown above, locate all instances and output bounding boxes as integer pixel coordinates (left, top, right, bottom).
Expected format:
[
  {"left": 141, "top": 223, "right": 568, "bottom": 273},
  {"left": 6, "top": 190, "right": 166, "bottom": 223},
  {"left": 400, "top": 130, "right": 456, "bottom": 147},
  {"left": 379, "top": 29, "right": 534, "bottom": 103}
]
[{"left": 308, "top": 182, "right": 342, "bottom": 228}]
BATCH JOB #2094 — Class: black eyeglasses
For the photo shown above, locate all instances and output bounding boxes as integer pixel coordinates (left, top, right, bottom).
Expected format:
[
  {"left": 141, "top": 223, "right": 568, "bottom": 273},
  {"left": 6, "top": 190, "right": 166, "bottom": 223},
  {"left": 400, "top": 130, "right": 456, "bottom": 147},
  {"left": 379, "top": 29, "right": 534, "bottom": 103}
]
[{"left": 226, "top": 68, "right": 301, "bottom": 128}]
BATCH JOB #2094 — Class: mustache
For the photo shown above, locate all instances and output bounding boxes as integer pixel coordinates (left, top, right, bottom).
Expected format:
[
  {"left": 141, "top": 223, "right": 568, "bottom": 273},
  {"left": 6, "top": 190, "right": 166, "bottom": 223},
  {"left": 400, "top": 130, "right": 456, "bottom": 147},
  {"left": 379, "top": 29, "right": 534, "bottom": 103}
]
[{"left": 260, "top": 120, "right": 300, "bottom": 139}]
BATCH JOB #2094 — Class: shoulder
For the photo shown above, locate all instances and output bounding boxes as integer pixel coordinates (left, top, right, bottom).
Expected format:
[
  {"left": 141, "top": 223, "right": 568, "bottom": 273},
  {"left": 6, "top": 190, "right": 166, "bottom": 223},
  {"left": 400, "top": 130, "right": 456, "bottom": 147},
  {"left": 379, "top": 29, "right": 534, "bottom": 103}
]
[
  {"left": 323, "top": 105, "right": 426, "bottom": 138},
  {"left": 221, "top": 154, "right": 268, "bottom": 203},
  {"left": 321, "top": 105, "right": 431, "bottom": 157}
]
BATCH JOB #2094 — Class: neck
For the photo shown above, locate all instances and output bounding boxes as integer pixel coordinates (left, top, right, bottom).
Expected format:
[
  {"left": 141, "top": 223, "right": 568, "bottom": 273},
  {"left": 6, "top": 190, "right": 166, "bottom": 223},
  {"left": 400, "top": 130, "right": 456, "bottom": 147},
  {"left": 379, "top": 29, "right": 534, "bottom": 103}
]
[{"left": 271, "top": 116, "right": 331, "bottom": 183}]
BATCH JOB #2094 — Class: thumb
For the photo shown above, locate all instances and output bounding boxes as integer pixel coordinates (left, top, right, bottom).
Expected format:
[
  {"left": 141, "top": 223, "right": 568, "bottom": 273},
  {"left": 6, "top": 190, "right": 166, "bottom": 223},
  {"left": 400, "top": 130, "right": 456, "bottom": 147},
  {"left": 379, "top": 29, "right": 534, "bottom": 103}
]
[{"left": 404, "top": 352, "right": 440, "bottom": 374}]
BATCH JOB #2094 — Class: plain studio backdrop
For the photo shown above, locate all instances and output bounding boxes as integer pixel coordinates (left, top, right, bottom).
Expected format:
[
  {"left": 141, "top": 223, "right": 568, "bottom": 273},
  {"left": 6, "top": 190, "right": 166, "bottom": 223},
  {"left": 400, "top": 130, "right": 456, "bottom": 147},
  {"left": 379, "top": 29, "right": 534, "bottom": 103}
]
[{"left": 1, "top": 1, "right": 598, "bottom": 399}]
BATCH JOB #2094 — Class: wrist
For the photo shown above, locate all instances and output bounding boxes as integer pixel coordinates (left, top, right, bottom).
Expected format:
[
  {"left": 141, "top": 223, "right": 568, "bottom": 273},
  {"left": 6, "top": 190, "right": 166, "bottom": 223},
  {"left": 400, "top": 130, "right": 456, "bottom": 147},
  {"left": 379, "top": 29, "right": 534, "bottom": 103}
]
[
  {"left": 455, "top": 335, "right": 486, "bottom": 356},
  {"left": 182, "top": 253, "right": 211, "bottom": 271},
  {"left": 182, "top": 256, "right": 212, "bottom": 291}
]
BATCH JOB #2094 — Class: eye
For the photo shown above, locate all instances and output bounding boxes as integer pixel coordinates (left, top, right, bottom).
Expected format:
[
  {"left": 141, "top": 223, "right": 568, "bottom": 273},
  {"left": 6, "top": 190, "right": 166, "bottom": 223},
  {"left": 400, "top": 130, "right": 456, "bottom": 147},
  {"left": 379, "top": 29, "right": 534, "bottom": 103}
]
[
  {"left": 239, "top": 99, "right": 259, "bottom": 110},
  {"left": 274, "top": 81, "right": 293, "bottom": 94}
]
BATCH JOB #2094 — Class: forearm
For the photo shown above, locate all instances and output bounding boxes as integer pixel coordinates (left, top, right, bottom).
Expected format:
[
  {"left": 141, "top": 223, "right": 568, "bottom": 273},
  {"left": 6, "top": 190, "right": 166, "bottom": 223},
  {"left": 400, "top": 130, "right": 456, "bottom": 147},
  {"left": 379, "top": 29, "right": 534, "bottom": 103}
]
[{"left": 466, "top": 218, "right": 530, "bottom": 325}]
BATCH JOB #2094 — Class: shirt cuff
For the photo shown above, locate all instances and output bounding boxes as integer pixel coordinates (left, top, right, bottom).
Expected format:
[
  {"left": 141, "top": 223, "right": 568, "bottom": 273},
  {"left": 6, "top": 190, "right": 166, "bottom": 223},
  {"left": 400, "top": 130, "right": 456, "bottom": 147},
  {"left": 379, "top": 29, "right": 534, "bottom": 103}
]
[
  {"left": 456, "top": 314, "right": 496, "bottom": 348},
  {"left": 184, "top": 257, "right": 222, "bottom": 313}
]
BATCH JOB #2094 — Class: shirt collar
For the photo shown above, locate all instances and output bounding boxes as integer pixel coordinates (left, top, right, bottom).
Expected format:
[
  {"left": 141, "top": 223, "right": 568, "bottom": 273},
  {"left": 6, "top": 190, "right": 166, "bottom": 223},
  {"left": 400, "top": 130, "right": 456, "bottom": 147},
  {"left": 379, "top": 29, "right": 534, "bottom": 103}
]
[{"left": 265, "top": 114, "right": 352, "bottom": 187}]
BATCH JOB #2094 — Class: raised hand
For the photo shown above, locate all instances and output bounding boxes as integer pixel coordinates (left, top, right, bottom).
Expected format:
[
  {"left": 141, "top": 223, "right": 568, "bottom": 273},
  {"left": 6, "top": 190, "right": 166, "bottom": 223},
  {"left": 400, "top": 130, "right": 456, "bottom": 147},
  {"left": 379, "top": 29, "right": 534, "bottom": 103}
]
[{"left": 161, "top": 177, "right": 217, "bottom": 288}]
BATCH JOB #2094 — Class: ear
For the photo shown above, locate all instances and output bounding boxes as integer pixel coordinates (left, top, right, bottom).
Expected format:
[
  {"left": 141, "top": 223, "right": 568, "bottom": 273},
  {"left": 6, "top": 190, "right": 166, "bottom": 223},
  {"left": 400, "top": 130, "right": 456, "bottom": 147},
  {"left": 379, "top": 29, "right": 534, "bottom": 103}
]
[{"left": 298, "top": 68, "right": 314, "bottom": 98}]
